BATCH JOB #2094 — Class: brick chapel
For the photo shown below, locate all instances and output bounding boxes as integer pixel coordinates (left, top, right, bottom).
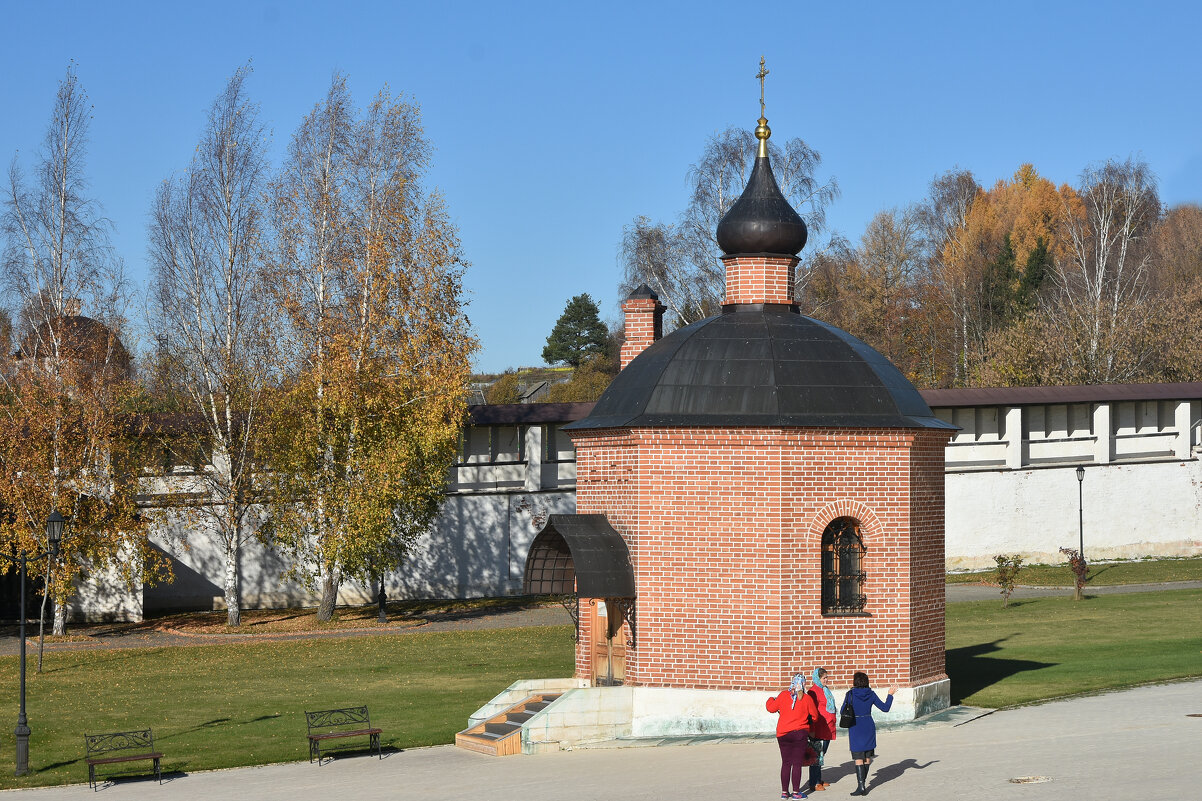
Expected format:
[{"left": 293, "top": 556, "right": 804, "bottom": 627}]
[{"left": 522, "top": 96, "right": 957, "bottom": 724}]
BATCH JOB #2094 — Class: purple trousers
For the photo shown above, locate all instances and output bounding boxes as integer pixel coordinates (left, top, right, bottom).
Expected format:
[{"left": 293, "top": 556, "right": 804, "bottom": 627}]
[{"left": 777, "top": 729, "right": 809, "bottom": 793}]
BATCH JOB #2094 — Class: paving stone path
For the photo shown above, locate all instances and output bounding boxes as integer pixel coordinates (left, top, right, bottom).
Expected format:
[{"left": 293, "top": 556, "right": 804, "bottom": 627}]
[{"left": 8, "top": 679, "right": 1201, "bottom": 800}]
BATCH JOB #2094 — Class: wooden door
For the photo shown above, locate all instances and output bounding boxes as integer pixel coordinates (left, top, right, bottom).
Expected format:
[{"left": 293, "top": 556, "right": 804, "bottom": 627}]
[{"left": 589, "top": 599, "right": 625, "bottom": 685}]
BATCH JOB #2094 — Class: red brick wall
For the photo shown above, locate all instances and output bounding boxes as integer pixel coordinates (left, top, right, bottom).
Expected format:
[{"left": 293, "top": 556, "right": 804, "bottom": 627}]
[
  {"left": 569, "top": 426, "right": 952, "bottom": 692},
  {"left": 721, "top": 255, "right": 798, "bottom": 306}
]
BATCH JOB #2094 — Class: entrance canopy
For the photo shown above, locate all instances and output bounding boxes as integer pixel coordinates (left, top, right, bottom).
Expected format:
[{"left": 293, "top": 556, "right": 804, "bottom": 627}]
[{"left": 523, "top": 514, "right": 635, "bottom": 598}]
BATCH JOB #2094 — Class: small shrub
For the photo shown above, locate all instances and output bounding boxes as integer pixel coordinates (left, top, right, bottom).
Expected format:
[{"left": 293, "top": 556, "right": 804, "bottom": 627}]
[
  {"left": 1059, "top": 547, "right": 1089, "bottom": 600},
  {"left": 994, "top": 554, "right": 1025, "bottom": 607}
]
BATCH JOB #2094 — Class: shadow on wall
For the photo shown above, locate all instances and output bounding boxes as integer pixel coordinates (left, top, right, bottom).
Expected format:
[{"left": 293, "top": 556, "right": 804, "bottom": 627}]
[
  {"left": 143, "top": 540, "right": 222, "bottom": 615},
  {"left": 945, "top": 636, "right": 1056, "bottom": 704},
  {"left": 395, "top": 492, "right": 576, "bottom": 599},
  {"left": 145, "top": 512, "right": 312, "bottom": 615},
  {"left": 142, "top": 491, "right": 580, "bottom": 613}
]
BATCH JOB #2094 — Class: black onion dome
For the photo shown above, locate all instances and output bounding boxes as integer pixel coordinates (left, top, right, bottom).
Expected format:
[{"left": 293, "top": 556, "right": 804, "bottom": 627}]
[
  {"left": 716, "top": 155, "right": 808, "bottom": 256},
  {"left": 565, "top": 308, "right": 954, "bottom": 431}
]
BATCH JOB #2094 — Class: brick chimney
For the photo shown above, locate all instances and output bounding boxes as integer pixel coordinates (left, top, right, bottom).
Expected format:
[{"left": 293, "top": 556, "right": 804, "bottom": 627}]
[{"left": 620, "top": 285, "right": 665, "bottom": 370}]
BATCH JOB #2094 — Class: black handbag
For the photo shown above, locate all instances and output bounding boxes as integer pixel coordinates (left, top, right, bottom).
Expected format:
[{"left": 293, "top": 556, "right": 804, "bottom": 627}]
[{"left": 838, "top": 693, "right": 856, "bottom": 728}]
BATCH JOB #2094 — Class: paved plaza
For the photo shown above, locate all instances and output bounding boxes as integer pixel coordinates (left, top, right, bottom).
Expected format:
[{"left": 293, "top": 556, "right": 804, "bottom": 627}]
[{"left": 10, "top": 679, "right": 1201, "bottom": 801}]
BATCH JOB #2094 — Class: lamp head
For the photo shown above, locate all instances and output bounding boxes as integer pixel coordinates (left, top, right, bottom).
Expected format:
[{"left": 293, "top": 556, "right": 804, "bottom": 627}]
[
  {"left": 45, "top": 510, "right": 65, "bottom": 559},
  {"left": 1076, "top": 465, "right": 1085, "bottom": 482}
]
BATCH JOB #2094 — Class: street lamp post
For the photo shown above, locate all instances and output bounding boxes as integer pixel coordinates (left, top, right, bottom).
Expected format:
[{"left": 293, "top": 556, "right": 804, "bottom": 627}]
[
  {"left": 6, "top": 510, "right": 65, "bottom": 777},
  {"left": 1076, "top": 465, "right": 1085, "bottom": 561}
]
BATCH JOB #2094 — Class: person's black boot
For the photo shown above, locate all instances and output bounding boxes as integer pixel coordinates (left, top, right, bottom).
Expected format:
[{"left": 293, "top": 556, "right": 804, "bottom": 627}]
[{"left": 849, "top": 764, "right": 868, "bottom": 796}]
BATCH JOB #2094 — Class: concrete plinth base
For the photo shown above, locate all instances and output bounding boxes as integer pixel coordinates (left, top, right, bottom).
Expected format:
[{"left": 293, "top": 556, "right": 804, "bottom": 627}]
[{"left": 469, "top": 678, "right": 951, "bottom": 754}]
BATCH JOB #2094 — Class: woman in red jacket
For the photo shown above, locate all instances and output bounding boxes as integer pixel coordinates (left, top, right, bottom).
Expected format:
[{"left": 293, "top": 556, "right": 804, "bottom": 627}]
[
  {"left": 766, "top": 673, "right": 819, "bottom": 799},
  {"left": 806, "top": 668, "right": 837, "bottom": 791}
]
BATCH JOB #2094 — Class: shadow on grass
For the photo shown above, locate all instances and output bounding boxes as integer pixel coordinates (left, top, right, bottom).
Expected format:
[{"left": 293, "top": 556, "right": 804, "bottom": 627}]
[
  {"left": 37, "top": 757, "right": 82, "bottom": 771},
  {"left": 870, "top": 758, "right": 937, "bottom": 790},
  {"left": 246, "top": 612, "right": 308, "bottom": 627},
  {"left": 947, "top": 637, "right": 1056, "bottom": 704},
  {"left": 157, "top": 718, "right": 232, "bottom": 741}
]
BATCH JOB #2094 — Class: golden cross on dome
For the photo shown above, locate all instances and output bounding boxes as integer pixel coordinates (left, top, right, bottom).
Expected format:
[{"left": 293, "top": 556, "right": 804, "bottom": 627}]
[{"left": 756, "top": 56, "right": 769, "bottom": 118}]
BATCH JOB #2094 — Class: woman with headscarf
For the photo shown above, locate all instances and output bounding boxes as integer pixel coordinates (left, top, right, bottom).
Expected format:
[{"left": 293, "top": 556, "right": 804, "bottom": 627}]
[
  {"left": 805, "top": 667, "right": 837, "bottom": 791},
  {"left": 766, "top": 672, "right": 819, "bottom": 799},
  {"left": 843, "top": 671, "right": 897, "bottom": 796}
]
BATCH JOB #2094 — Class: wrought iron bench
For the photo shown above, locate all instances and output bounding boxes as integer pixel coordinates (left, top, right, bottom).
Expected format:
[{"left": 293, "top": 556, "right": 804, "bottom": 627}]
[
  {"left": 305, "top": 706, "right": 383, "bottom": 764},
  {"left": 84, "top": 729, "right": 163, "bottom": 790}
]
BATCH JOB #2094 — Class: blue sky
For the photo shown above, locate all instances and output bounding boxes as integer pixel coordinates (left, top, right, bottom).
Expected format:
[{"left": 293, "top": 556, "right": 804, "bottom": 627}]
[{"left": 2, "top": 1, "right": 1200, "bottom": 373}]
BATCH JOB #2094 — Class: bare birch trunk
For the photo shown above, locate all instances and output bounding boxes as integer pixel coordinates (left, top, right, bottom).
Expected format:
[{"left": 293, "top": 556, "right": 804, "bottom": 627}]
[
  {"left": 317, "top": 570, "right": 339, "bottom": 622},
  {"left": 37, "top": 563, "right": 50, "bottom": 671},
  {"left": 224, "top": 540, "right": 241, "bottom": 627},
  {"left": 52, "top": 599, "right": 66, "bottom": 636}
]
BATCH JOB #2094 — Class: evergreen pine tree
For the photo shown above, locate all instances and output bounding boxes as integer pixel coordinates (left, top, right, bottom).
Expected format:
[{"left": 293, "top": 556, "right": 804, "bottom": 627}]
[
  {"left": 1018, "top": 237, "right": 1051, "bottom": 310},
  {"left": 542, "top": 294, "right": 609, "bottom": 367}
]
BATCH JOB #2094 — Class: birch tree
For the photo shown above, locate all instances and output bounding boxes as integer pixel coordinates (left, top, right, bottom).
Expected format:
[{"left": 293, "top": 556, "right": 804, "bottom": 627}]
[
  {"left": 920, "top": 169, "right": 981, "bottom": 386},
  {"left": 1049, "top": 158, "right": 1159, "bottom": 383},
  {"left": 265, "top": 76, "right": 475, "bottom": 621},
  {"left": 620, "top": 126, "right": 839, "bottom": 328},
  {"left": 147, "top": 66, "right": 270, "bottom": 626},
  {"left": 1, "top": 66, "right": 157, "bottom": 637}
]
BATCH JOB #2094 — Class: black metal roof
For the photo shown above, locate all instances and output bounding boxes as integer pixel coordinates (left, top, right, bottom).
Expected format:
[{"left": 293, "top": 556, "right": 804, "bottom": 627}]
[
  {"left": 523, "top": 514, "right": 635, "bottom": 598},
  {"left": 627, "top": 284, "right": 660, "bottom": 300},
  {"left": 715, "top": 154, "right": 808, "bottom": 257},
  {"left": 566, "top": 307, "right": 955, "bottom": 431},
  {"left": 467, "top": 402, "right": 597, "bottom": 425}
]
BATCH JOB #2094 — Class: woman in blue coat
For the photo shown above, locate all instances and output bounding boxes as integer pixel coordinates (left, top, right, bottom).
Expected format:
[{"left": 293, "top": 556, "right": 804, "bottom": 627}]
[{"left": 842, "top": 672, "right": 896, "bottom": 796}]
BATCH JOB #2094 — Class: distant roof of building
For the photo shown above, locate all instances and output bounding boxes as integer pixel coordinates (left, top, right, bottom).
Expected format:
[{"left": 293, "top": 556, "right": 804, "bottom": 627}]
[
  {"left": 16, "top": 314, "right": 132, "bottom": 377},
  {"left": 464, "top": 383, "right": 1202, "bottom": 426},
  {"left": 922, "top": 383, "right": 1202, "bottom": 408},
  {"left": 468, "top": 402, "right": 597, "bottom": 425}
]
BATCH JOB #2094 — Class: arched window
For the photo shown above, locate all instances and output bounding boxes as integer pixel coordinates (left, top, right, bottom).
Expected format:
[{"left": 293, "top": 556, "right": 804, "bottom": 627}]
[{"left": 822, "top": 517, "right": 866, "bottom": 615}]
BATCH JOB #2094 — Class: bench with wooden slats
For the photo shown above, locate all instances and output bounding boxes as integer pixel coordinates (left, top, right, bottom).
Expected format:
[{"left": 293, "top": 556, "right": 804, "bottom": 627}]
[
  {"left": 305, "top": 706, "right": 383, "bottom": 764},
  {"left": 84, "top": 729, "right": 163, "bottom": 790}
]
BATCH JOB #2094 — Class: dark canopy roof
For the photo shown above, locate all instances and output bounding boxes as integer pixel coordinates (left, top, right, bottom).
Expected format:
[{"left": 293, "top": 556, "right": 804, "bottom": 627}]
[
  {"left": 523, "top": 514, "right": 635, "bottom": 598},
  {"left": 567, "top": 307, "right": 955, "bottom": 431}
]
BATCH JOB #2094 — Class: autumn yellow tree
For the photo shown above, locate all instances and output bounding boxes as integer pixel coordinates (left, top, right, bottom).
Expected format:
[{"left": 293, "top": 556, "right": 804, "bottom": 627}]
[
  {"left": 265, "top": 76, "right": 476, "bottom": 621},
  {"left": 1, "top": 66, "right": 161, "bottom": 639},
  {"left": 921, "top": 165, "right": 1078, "bottom": 385},
  {"left": 977, "top": 160, "right": 1165, "bottom": 385}
]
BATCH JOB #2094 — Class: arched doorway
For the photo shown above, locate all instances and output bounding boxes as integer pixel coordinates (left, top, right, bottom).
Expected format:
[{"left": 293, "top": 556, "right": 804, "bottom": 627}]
[{"left": 523, "top": 514, "right": 635, "bottom": 686}]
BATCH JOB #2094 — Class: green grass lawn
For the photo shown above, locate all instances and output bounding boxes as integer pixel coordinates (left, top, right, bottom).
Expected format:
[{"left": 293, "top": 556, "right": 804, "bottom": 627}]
[
  {"left": 2, "top": 589, "right": 1200, "bottom": 789},
  {"left": 946, "top": 588, "right": 1202, "bottom": 708},
  {"left": 945, "top": 556, "right": 1202, "bottom": 586},
  {"left": 0, "top": 625, "right": 574, "bottom": 790}
]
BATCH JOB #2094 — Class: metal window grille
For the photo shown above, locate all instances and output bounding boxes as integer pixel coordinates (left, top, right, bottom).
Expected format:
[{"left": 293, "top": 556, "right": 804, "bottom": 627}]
[
  {"left": 524, "top": 530, "right": 575, "bottom": 594},
  {"left": 821, "top": 517, "right": 867, "bottom": 614}
]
